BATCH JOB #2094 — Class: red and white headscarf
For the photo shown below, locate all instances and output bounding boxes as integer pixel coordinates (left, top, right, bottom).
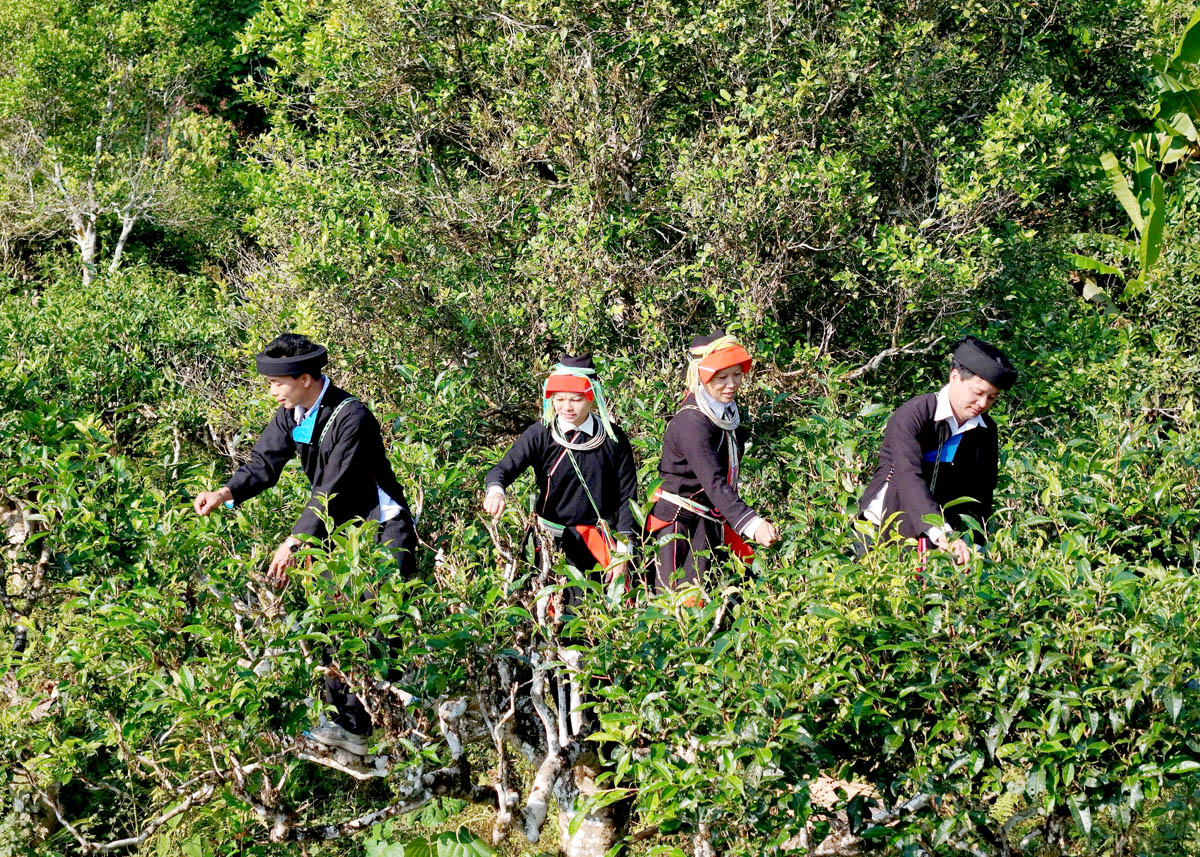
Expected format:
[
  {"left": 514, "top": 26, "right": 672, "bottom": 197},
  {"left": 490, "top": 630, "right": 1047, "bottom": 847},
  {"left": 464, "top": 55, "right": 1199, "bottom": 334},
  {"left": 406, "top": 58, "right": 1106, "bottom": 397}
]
[{"left": 541, "top": 354, "right": 617, "bottom": 442}]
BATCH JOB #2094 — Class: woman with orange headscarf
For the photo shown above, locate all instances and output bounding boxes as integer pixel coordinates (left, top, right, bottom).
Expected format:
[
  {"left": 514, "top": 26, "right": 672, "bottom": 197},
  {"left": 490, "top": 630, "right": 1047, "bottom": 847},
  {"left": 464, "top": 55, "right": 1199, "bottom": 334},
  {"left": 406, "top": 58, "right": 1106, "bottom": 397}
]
[{"left": 647, "top": 331, "right": 778, "bottom": 591}]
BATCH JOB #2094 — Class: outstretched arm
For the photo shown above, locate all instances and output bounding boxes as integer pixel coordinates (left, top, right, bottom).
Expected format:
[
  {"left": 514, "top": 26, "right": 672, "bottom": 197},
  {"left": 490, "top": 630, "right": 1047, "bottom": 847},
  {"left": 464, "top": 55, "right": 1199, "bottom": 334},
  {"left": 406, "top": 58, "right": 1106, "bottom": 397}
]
[
  {"left": 195, "top": 408, "right": 295, "bottom": 514},
  {"left": 482, "top": 424, "right": 542, "bottom": 518},
  {"left": 226, "top": 408, "right": 297, "bottom": 505},
  {"left": 193, "top": 486, "right": 233, "bottom": 515}
]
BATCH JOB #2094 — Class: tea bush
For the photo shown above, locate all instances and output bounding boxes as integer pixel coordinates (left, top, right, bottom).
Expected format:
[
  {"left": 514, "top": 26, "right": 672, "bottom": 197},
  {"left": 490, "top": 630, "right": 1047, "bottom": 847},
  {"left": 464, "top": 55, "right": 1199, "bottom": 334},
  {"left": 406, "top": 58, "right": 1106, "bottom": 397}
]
[{"left": 3, "top": 1, "right": 1200, "bottom": 856}]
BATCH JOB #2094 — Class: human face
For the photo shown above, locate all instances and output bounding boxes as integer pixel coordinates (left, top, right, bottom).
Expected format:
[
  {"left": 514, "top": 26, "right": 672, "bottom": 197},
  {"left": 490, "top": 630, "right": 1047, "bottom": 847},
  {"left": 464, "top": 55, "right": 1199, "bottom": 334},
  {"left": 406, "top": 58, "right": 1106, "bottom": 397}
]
[
  {"left": 266, "top": 374, "right": 320, "bottom": 410},
  {"left": 551, "top": 392, "right": 593, "bottom": 426},
  {"left": 947, "top": 368, "right": 1000, "bottom": 423},
  {"left": 703, "top": 365, "right": 744, "bottom": 404}
]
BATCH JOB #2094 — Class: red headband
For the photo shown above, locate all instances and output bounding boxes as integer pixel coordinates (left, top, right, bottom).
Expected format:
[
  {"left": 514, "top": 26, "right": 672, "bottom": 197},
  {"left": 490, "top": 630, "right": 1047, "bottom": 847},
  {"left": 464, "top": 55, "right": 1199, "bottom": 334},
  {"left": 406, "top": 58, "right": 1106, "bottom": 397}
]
[
  {"left": 696, "top": 345, "right": 752, "bottom": 383},
  {"left": 544, "top": 374, "right": 594, "bottom": 400}
]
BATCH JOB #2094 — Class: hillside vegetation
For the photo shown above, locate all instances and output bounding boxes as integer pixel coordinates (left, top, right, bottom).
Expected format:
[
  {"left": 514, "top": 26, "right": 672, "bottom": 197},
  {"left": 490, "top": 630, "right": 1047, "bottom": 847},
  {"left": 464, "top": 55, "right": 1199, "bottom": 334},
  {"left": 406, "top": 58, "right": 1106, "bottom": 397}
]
[{"left": 2, "top": 0, "right": 1200, "bottom": 855}]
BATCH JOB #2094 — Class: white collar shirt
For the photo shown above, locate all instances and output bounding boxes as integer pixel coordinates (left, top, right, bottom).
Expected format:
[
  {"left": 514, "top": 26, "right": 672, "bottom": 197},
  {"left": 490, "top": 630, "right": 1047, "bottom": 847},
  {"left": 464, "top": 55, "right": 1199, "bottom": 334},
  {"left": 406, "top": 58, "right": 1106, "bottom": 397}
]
[
  {"left": 294, "top": 375, "right": 331, "bottom": 425},
  {"left": 557, "top": 414, "right": 596, "bottom": 436},
  {"left": 863, "top": 386, "right": 985, "bottom": 539},
  {"left": 934, "top": 385, "right": 985, "bottom": 436}
]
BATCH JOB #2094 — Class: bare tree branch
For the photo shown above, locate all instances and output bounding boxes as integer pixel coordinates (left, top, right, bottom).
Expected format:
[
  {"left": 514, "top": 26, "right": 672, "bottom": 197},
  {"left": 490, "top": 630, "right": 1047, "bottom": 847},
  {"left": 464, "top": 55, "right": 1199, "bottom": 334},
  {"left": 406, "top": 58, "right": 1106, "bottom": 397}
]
[
  {"left": 840, "top": 335, "right": 947, "bottom": 382},
  {"left": 268, "top": 757, "right": 497, "bottom": 843}
]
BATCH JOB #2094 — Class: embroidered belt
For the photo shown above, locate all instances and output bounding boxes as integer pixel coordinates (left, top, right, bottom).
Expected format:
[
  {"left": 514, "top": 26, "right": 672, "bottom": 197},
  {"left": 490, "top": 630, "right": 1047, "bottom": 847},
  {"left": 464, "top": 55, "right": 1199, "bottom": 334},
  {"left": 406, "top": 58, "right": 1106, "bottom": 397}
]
[
  {"left": 652, "top": 488, "right": 720, "bottom": 522},
  {"left": 647, "top": 489, "right": 753, "bottom": 561},
  {"left": 537, "top": 516, "right": 620, "bottom": 572}
]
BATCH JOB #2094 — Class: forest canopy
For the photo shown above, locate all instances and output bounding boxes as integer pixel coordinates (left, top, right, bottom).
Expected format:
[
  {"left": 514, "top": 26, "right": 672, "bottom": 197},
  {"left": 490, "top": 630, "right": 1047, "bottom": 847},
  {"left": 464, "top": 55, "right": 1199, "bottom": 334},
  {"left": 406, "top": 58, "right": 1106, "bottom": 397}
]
[{"left": 2, "top": 0, "right": 1200, "bottom": 855}]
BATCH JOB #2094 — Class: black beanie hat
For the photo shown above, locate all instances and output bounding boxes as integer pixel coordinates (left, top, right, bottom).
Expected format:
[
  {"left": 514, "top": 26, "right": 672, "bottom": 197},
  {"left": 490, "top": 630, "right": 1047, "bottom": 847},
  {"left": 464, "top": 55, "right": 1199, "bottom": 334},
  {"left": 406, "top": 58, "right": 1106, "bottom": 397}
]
[{"left": 952, "top": 336, "right": 1017, "bottom": 390}]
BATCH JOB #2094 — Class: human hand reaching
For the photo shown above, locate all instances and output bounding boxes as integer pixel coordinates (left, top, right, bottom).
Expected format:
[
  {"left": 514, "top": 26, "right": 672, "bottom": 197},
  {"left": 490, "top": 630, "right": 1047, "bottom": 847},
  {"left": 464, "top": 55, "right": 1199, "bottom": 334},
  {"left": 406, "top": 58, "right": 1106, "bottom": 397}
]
[
  {"left": 267, "top": 538, "right": 300, "bottom": 588},
  {"left": 193, "top": 486, "right": 232, "bottom": 515},
  {"left": 752, "top": 519, "right": 779, "bottom": 547},
  {"left": 934, "top": 533, "right": 970, "bottom": 565},
  {"left": 483, "top": 490, "right": 506, "bottom": 518}
]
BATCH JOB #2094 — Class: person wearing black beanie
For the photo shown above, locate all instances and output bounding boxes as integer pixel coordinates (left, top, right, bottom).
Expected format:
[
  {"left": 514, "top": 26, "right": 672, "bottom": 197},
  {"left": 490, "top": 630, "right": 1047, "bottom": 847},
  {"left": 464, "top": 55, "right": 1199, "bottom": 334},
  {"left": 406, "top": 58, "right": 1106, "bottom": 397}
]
[
  {"left": 192, "top": 332, "right": 418, "bottom": 757},
  {"left": 857, "top": 336, "right": 1018, "bottom": 564}
]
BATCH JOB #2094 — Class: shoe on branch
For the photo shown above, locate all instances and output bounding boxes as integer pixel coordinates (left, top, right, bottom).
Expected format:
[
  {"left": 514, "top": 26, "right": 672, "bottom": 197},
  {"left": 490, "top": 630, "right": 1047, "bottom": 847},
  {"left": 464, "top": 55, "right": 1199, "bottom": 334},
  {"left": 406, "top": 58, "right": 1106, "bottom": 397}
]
[{"left": 303, "top": 722, "right": 369, "bottom": 756}]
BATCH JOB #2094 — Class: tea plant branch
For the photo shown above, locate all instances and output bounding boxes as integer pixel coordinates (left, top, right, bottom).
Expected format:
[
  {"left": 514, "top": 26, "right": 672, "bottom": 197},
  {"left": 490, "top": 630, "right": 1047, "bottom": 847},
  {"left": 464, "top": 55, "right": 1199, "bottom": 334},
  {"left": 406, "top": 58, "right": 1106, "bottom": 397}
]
[
  {"left": 105, "top": 713, "right": 179, "bottom": 793},
  {"left": 840, "top": 336, "right": 948, "bottom": 382},
  {"left": 265, "top": 756, "right": 498, "bottom": 843},
  {"left": 702, "top": 594, "right": 733, "bottom": 647},
  {"left": 479, "top": 682, "right": 522, "bottom": 842},
  {"left": 522, "top": 739, "right": 587, "bottom": 842},
  {"left": 19, "top": 763, "right": 219, "bottom": 854}
]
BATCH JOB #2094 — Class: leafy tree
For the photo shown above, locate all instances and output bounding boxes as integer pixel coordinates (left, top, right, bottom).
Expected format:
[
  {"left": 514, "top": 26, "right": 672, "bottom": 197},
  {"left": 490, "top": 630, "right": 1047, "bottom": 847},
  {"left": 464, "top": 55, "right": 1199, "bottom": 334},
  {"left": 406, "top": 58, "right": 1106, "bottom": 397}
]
[
  {"left": 1072, "top": 8, "right": 1200, "bottom": 306},
  {"left": 3, "top": 2, "right": 1200, "bottom": 857},
  {"left": 0, "top": 0, "right": 240, "bottom": 282},
  {"left": 232, "top": 0, "right": 1186, "bottom": 391}
]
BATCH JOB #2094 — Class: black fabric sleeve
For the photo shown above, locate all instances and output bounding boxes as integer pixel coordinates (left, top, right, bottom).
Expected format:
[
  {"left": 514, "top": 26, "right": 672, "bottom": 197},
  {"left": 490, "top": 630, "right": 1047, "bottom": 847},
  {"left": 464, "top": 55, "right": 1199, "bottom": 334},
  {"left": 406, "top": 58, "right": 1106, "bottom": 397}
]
[
  {"left": 679, "top": 415, "right": 758, "bottom": 532},
  {"left": 292, "top": 404, "right": 371, "bottom": 539},
  {"left": 483, "top": 423, "right": 543, "bottom": 491},
  {"left": 225, "top": 408, "right": 296, "bottom": 505},
  {"left": 970, "top": 426, "right": 999, "bottom": 541},
  {"left": 613, "top": 427, "right": 638, "bottom": 534},
  {"left": 885, "top": 402, "right": 942, "bottom": 536}
]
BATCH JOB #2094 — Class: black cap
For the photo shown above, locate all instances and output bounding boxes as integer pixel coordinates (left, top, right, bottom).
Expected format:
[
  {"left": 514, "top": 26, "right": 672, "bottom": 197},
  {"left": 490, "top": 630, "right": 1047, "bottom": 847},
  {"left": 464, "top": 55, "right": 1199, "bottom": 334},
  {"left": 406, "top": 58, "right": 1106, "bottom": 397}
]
[
  {"left": 952, "top": 336, "right": 1017, "bottom": 390},
  {"left": 556, "top": 354, "right": 596, "bottom": 372},
  {"left": 255, "top": 345, "right": 328, "bottom": 377},
  {"left": 690, "top": 329, "right": 728, "bottom": 351}
]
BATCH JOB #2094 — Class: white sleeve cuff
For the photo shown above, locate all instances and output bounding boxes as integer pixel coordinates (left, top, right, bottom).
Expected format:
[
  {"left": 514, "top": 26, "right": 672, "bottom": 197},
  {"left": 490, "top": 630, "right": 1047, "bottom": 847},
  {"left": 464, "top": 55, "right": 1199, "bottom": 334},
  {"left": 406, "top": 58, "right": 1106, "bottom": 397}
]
[
  {"left": 739, "top": 515, "right": 763, "bottom": 539},
  {"left": 925, "top": 525, "right": 948, "bottom": 544},
  {"left": 613, "top": 539, "right": 633, "bottom": 556},
  {"left": 485, "top": 484, "right": 506, "bottom": 498}
]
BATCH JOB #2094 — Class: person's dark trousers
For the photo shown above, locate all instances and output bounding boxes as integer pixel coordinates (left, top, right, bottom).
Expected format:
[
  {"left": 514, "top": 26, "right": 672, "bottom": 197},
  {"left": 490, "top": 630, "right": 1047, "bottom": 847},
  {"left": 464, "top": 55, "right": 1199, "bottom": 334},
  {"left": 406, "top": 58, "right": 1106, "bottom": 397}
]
[
  {"left": 378, "top": 510, "right": 419, "bottom": 576},
  {"left": 558, "top": 529, "right": 607, "bottom": 610},
  {"left": 323, "top": 510, "right": 418, "bottom": 737},
  {"left": 653, "top": 514, "right": 723, "bottom": 591}
]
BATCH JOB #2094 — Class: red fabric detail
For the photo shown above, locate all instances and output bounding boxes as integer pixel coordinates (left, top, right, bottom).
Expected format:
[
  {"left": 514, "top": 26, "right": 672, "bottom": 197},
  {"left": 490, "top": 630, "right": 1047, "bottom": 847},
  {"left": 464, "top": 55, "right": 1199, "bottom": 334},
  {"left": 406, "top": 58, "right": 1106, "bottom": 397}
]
[
  {"left": 697, "top": 345, "right": 753, "bottom": 383},
  {"left": 722, "top": 523, "right": 754, "bottom": 561},
  {"left": 646, "top": 513, "right": 673, "bottom": 534},
  {"left": 545, "top": 374, "right": 594, "bottom": 399},
  {"left": 575, "top": 524, "right": 613, "bottom": 568}
]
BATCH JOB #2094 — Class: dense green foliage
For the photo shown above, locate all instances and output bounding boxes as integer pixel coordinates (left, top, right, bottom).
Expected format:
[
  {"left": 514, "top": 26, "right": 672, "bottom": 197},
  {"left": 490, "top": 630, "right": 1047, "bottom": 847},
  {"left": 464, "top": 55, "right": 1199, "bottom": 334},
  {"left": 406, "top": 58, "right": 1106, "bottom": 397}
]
[{"left": 3, "top": 0, "right": 1200, "bottom": 855}]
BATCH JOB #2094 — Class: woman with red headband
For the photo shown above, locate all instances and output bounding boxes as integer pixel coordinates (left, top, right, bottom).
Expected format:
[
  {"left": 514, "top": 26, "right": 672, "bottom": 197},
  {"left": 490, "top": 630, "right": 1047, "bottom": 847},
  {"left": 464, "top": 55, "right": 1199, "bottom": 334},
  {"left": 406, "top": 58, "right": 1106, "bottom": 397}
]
[
  {"left": 483, "top": 355, "right": 638, "bottom": 596},
  {"left": 648, "top": 330, "right": 778, "bottom": 591}
]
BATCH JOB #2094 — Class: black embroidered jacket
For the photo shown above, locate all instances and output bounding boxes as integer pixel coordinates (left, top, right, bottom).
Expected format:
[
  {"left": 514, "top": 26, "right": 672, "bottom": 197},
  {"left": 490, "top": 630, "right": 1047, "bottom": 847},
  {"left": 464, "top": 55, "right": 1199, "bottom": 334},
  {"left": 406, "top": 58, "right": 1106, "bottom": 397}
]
[
  {"left": 650, "top": 394, "right": 758, "bottom": 533},
  {"left": 226, "top": 384, "right": 409, "bottom": 539},
  {"left": 484, "top": 421, "right": 638, "bottom": 534},
  {"left": 858, "top": 392, "right": 1000, "bottom": 541}
]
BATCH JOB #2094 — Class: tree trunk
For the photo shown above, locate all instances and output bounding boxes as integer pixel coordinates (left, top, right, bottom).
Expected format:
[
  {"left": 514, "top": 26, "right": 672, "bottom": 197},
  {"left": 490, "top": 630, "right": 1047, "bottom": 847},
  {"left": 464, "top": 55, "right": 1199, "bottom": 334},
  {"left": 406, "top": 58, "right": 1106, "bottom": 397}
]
[
  {"left": 557, "top": 759, "right": 632, "bottom": 857},
  {"left": 74, "top": 220, "right": 97, "bottom": 286},
  {"left": 108, "top": 212, "right": 137, "bottom": 274}
]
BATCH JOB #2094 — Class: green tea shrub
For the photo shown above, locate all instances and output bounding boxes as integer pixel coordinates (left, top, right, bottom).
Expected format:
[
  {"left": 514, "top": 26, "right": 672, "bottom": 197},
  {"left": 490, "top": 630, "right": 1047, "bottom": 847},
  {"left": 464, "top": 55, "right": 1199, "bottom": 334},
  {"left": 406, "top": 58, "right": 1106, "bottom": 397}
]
[{"left": 3, "top": 1, "right": 1200, "bottom": 856}]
